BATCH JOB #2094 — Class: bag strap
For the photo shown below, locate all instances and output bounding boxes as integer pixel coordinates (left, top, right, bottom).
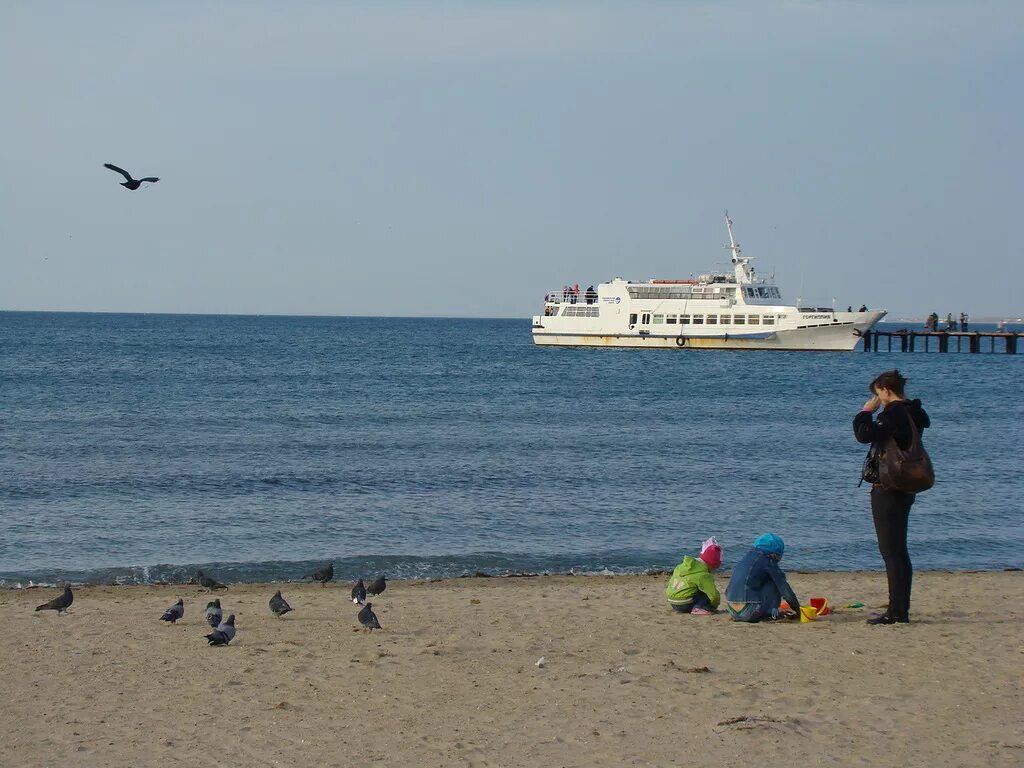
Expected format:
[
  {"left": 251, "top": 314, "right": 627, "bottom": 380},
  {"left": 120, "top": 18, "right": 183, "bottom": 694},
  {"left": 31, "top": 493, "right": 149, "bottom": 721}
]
[{"left": 902, "top": 407, "right": 922, "bottom": 453}]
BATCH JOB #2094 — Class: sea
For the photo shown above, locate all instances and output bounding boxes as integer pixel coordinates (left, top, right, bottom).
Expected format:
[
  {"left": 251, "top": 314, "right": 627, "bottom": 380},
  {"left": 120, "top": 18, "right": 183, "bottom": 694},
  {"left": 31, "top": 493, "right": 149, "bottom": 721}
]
[{"left": 1, "top": 311, "right": 1021, "bottom": 587}]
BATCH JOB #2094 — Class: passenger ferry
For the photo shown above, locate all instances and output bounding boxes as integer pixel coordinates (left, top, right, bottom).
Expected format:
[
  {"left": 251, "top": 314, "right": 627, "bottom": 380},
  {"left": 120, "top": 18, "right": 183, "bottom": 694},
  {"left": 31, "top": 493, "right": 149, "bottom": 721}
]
[{"left": 531, "top": 215, "right": 885, "bottom": 351}]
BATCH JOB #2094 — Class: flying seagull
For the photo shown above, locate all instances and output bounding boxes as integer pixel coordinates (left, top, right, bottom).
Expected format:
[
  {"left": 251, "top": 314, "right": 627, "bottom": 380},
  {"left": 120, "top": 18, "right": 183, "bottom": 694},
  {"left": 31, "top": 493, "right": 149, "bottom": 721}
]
[
  {"left": 160, "top": 598, "right": 185, "bottom": 624},
  {"left": 358, "top": 602, "right": 381, "bottom": 631},
  {"left": 269, "top": 590, "right": 293, "bottom": 618},
  {"left": 35, "top": 585, "right": 73, "bottom": 614},
  {"left": 103, "top": 163, "right": 159, "bottom": 190},
  {"left": 367, "top": 576, "right": 386, "bottom": 596},
  {"left": 205, "top": 614, "right": 236, "bottom": 646},
  {"left": 205, "top": 599, "right": 223, "bottom": 628},
  {"left": 304, "top": 562, "right": 333, "bottom": 586},
  {"left": 351, "top": 578, "right": 366, "bottom": 605}
]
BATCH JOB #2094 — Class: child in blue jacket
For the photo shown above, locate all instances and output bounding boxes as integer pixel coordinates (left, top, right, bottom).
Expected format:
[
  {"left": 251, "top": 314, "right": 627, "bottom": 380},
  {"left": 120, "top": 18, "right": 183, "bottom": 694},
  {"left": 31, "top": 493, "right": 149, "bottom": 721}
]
[{"left": 725, "top": 533, "right": 801, "bottom": 622}]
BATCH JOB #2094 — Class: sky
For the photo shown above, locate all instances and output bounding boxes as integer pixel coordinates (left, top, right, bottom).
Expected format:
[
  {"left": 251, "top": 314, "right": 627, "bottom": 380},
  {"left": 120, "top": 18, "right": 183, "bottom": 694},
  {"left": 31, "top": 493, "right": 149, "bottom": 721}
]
[{"left": 2, "top": 1, "right": 1022, "bottom": 319}]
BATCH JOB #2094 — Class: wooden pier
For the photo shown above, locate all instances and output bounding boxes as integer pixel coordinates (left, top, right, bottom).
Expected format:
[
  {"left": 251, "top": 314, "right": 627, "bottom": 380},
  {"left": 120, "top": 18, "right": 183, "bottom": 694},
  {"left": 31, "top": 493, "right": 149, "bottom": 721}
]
[{"left": 861, "top": 330, "right": 1021, "bottom": 354}]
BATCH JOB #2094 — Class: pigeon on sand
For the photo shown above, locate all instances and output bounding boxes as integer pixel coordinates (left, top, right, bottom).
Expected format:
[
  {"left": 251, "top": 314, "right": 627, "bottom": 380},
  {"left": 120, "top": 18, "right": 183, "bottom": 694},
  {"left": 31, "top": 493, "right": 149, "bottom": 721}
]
[
  {"left": 358, "top": 602, "right": 381, "bottom": 630},
  {"left": 35, "top": 586, "right": 73, "bottom": 614},
  {"left": 304, "top": 562, "right": 333, "bottom": 586},
  {"left": 194, "top": 571, "right": 227, "bottom": 591},
  {"left": 103, "top": 163, "right": 159, "bottom": 190},
  {"left": 160, "top": 598, "right": 184, "bottom": 624},
  {"left": 269, "top": 590, "right": 293, "bottom": 618},
  {"left": 351, "top": 579, "right": 366, "bottom": 605},
  {"left": 367, "top": 576, "right": 386, "bottom": 596},
  {"left": 205, "top": 614, "right": 236, "bottom": 646},
  {"left": 205, "top": 599, "right": 222, "bottom": 628}
]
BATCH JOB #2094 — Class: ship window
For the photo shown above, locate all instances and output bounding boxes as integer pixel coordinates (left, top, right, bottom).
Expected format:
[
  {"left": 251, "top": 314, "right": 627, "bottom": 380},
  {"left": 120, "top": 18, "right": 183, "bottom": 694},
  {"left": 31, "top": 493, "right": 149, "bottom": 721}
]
[
  {"left": 720, "top": 314, "right": 731, "bottom": 324},
  {"left": 641, "top": 313, "right": 651, "bottom": 325},
  {"left": 666, "top": 314, "right": 677, "bottom": 324},
  {"left": 692, "top": 315, "right": 705, "bottom": 325},
  {"left": 734, "top": 315, "right": 745, "bottom": 325},
  {"left": 763, "top": 315, "right": 775, "bottom": 325},
  {"left": 757, "top": 287, "right": 768, "bottom": 298},
  {"left": 706, "top": 315, "right": 718, "bottom": 325},
  {"left": 748, "top": 315, "right": 760, "bottom": 325},
  {"left": 562, "top": 306, "right": 600, "bottom": 317},
  {"left": 725, "top": 287, "right": 736, "bottom": 296},
  {"left": 653, "top": 314, "right": 664, "bottom": 324},
  {"left": 679, "top": 315, "right": 691, "bottom": 324},
  {"left": 629, "top": 313, "right": 637, "bottom": 325},
  {"left": 627, "top": 287, "right": 694, "bottom": 300}
]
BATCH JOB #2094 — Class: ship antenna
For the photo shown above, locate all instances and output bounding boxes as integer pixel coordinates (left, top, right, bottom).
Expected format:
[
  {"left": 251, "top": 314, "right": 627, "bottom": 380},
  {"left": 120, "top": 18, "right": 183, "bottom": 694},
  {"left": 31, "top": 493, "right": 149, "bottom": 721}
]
[{"left": 725, "top": 211, "right": 741, "bottom": 263}]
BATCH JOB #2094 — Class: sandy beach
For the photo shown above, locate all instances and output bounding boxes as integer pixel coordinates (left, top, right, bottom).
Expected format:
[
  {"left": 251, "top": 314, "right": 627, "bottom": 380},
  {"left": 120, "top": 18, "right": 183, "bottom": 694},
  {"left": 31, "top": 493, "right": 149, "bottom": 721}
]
[{"left": 1, "top": 571, "right": 1021, "bottom": 768}]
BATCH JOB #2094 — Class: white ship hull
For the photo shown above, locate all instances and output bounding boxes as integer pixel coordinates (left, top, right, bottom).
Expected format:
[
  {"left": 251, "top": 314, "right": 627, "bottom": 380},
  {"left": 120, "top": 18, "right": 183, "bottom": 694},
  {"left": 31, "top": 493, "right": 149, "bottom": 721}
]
[{"left": 532, "top": 312, "right": 885, "bottom": 352}]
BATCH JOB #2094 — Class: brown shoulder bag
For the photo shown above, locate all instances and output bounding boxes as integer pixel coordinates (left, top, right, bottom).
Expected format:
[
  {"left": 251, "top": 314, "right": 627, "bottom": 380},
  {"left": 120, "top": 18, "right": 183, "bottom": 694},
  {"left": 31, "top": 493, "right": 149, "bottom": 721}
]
[{"left": 878, "top": 410, "right": 935, "bottom": 493}]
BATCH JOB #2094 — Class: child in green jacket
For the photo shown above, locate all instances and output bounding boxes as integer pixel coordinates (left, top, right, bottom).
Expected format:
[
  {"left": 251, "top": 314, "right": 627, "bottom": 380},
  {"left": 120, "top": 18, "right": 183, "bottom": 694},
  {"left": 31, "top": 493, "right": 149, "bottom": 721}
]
[{"left": 665, "top": 537, "right": 722, "bottom": 614}]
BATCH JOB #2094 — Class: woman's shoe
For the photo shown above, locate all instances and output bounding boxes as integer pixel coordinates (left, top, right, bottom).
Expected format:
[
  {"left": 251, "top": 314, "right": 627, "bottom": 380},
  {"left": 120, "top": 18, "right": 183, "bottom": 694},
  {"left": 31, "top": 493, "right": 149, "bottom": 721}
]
[{"left": 866, "top": 613, "right": 910, "bottom": 625}]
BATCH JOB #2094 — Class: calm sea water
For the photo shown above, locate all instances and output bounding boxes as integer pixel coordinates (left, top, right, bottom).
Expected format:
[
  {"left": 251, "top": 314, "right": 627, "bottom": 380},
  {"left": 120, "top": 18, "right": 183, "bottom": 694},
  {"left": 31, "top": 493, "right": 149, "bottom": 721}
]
[{"left": 1, "top": 312, "right": 1021, "bottom": 586}]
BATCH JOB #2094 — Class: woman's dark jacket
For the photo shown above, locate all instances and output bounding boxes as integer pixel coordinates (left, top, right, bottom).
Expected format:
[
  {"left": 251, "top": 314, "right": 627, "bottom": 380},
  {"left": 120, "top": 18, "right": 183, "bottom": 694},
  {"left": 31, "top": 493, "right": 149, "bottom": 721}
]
[{"left": 853, "top": 399, "right": 930, "bottom": 450}]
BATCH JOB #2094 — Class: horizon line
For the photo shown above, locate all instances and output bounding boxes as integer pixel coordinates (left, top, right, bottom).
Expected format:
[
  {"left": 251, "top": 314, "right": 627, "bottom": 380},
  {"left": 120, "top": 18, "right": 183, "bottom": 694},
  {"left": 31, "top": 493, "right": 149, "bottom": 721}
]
[
  {"left": 3, "top": 308, "right": 1024, "bottom": 323},
  {"left": 0, "top": 308, "right": 529, "bottom": 321}
]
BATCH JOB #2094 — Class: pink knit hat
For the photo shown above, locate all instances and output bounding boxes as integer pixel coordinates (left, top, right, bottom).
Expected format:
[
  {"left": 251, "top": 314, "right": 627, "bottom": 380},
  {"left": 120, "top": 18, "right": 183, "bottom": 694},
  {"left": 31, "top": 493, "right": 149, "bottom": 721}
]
[{"left": 699, "top": 536, "right": 722, "bottom": 570}]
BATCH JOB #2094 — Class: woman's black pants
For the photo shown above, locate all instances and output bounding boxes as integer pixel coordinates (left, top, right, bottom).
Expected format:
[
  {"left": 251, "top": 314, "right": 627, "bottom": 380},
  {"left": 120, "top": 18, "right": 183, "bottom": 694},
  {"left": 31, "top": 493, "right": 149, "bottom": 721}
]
[{"left": 870, "top": 485, "right": 915, "bottom": 618}]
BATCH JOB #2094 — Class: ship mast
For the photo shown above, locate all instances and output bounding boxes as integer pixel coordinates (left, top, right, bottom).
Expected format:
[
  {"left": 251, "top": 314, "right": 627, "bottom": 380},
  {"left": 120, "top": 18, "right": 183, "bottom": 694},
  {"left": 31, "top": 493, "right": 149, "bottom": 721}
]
[{"left": 725, "top": 211, "right": 755, "bottom": 284}]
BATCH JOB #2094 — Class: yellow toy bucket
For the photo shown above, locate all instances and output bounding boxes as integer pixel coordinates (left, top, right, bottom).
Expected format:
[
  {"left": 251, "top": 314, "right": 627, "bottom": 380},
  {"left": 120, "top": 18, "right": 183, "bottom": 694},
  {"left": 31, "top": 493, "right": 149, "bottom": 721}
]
[{"left": 799, "top": 605, "right": 818, "bottom": 623}]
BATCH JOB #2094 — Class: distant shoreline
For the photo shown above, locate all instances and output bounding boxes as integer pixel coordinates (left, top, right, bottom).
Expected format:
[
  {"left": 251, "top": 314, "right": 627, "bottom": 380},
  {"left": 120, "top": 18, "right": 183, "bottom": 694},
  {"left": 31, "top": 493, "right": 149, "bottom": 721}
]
[{"left": 2, "top": 309, "right": 1023, "bottom": 323}]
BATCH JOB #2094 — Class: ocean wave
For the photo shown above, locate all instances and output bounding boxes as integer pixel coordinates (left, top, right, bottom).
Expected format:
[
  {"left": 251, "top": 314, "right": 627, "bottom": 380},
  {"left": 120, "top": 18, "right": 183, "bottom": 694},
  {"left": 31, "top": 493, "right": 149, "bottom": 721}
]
[{"left": 0, "top": 552, "right": 680, "bottom": 588}]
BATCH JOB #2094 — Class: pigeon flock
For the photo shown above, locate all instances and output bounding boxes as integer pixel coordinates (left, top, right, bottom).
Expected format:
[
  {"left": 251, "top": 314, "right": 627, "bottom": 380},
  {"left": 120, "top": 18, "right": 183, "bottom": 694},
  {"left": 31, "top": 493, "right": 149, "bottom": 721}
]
[
  {"left": 76, "top": 165, "right": 388, "bottom": 641},
  {"left": 32, "top": 565, "right": 388, "bottom": 645}
]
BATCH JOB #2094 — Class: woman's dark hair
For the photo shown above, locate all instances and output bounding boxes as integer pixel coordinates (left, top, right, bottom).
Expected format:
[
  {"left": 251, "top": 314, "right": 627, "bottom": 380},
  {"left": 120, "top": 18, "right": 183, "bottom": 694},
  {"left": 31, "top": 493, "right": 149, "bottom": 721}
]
[{"left": 870, "top": 369, "right": 907, "bottom": 396}]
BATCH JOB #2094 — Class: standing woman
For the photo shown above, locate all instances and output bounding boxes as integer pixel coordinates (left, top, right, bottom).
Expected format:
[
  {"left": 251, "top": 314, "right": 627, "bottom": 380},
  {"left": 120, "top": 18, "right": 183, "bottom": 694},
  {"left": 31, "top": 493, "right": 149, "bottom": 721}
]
[{"left": 854, "top": 370, "right": 930, "bottom": 625}]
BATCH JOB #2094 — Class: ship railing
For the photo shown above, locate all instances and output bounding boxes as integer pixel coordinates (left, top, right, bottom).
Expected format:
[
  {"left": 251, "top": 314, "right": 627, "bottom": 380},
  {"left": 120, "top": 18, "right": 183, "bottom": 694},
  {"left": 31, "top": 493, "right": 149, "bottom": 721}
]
[{"left": 544, "top": 290, "right": 598, "bottom": 305}]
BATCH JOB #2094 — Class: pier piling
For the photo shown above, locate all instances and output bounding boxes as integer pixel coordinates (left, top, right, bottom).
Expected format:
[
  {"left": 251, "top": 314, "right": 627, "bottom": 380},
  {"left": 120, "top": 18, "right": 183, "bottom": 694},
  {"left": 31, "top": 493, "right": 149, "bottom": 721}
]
[{"left": 861, "top": 330, "right": 1020, "bottom": 354}]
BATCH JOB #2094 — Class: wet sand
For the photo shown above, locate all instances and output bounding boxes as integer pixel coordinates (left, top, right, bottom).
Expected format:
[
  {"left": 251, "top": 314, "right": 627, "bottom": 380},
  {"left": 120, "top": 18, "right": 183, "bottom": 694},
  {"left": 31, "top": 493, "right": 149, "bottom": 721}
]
[{"left": 1, "top": 571, "right": 1021, "bottom": 767}]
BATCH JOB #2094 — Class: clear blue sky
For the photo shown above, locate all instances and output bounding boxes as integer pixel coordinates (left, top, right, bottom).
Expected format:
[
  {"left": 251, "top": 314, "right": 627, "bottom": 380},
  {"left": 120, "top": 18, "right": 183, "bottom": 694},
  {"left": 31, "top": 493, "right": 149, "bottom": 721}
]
[{"left": 2, "top": 1, "right": 1022, "bottom": 319}]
